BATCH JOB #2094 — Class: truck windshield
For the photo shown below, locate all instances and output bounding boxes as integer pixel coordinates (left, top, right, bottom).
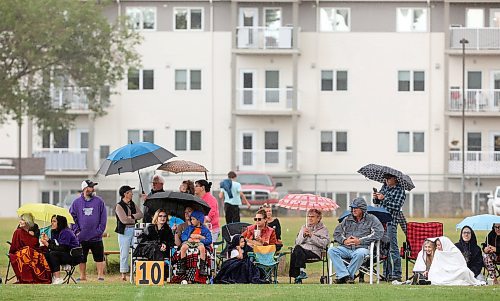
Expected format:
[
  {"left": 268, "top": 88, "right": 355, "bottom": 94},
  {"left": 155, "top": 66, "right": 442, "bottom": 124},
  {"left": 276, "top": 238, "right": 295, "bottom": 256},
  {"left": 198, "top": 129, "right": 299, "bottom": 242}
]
[{"left": 238, "top": 174, "right": 273, "bottom": 186}]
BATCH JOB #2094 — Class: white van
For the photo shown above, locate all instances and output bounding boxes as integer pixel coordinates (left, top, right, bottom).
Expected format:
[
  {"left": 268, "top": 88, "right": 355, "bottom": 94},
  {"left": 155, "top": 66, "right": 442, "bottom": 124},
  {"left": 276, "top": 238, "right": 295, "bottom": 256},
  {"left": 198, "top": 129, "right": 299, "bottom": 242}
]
[{"left": 487, "top": 186, "right": 500, "bottom": 215}]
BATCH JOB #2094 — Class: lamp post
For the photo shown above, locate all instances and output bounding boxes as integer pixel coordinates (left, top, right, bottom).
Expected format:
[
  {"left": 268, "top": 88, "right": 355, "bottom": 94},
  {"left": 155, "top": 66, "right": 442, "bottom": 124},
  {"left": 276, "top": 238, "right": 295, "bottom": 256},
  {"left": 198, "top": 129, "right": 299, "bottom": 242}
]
[{"left": 459, "top": 38, "right": 468, "bottom": 211}]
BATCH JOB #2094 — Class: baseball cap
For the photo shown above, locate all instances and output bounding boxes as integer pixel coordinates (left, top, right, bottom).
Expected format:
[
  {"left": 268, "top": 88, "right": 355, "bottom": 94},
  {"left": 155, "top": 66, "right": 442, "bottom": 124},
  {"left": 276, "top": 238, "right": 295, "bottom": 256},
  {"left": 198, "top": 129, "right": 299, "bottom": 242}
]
[
  {"left": 119, "top": 185, "right": 136, "bottom": 197},
  {"left": 81, "top": 180, "right": 98, "bottom": 190}
]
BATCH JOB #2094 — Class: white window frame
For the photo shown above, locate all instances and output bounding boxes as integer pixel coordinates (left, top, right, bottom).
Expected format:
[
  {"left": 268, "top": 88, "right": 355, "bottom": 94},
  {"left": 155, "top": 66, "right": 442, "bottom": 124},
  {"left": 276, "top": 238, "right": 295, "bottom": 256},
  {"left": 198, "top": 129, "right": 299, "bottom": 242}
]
[
  {"left": 319, "top": 7, "right": 351, "bottom": 32},
  {"left": 264, "top": 129, "right": 280, "bottom": 164},
  {"left": 128, "top": 68, "right": 154, "bottom": 90},
  {"left": 397, "top": 70, "right": 425, "bottom": 92},
  {"left": 263, "top": 7, "right": 282, "bottom": 28},
  {"left": 396, "top": 7, "right": 428, "bottom": 32},
  {"left": 466, "top": 8, "right": 485, "bottom": 28},
  {"left": 175, "top": 69, "right": 202, "bottom": 90},
  {"left": 127, "top": 129, "right": 155, "bottom": 144},
  {"left": 320, "top": 130, "right": 348, "bottom": 152},
  {"left": 175, "top": 130, "right": 202, "bottom": 151},
  {"left": 126, "top": 7, "right": 157, "bottom": 31},
  {"left": 321, "top": 69, "right": 348, "bottom": 91},
  {"left": 397, "top": 131, "right": 425, "bottom": 153},
  {"left": 173, "top": 7, "right": 204, "bottom": 31}
]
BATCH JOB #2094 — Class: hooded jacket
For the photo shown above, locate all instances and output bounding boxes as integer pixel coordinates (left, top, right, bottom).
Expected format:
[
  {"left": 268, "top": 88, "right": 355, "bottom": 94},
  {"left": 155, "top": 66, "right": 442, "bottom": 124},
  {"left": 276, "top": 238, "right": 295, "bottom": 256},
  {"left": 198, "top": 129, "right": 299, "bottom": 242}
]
[
  {"left": 180, "top": 210, "right": 212, "bottom": 247},
  {"left": 455, "top": 226, "right": 483, "bottom": 277},
  {"left": 333, "top": 197, "right": 384, "bottom": 249}
]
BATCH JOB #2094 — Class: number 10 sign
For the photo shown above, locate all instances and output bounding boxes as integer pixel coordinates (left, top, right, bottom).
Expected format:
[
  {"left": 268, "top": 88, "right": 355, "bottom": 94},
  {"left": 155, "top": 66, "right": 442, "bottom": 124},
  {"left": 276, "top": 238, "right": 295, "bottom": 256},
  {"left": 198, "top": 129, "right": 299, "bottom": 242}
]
[{"left": 135, "top": 261, "right": 164, "bottom": 285}]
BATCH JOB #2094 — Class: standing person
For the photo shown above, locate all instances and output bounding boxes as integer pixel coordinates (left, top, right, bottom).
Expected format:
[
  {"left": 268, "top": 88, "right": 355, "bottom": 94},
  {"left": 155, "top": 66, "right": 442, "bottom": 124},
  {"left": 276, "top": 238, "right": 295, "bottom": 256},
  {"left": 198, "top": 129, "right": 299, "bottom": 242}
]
[
  {"left": 482, "top": 223, "right": 500, "bottom": 285},
  {"left": 373, "top": 173, "right": 406, "bottom": 282},
  {"left": 70, "top": 180, "right": 107, "bottom": 282},
  {"left": 289, "top": 209, "right": 330, "bottom": 284},
  {"left": 115, "top": 185, "right": 143, "bottom": 281},
  {"left": 195, "top": 179, "right": 220, "bottom": 243},
  {"left": 328, "top": 197, "right": 384, "bottom": 284},
  {"left": 142, "top": 174, "right": 165, "bottom": 223},
  {"left": 455, "top": 226, "right": 483, "bottom": 279},
  {"left": 219, "top": 171, "right": 251, "bottom": 224}
]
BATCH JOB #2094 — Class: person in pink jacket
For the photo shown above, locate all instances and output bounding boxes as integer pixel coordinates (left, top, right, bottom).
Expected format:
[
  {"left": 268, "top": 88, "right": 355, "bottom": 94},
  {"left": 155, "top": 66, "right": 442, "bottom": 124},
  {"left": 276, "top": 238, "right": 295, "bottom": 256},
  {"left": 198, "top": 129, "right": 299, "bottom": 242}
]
[{"left": 195, "top": 179, "right": 220, "bottom": 243}]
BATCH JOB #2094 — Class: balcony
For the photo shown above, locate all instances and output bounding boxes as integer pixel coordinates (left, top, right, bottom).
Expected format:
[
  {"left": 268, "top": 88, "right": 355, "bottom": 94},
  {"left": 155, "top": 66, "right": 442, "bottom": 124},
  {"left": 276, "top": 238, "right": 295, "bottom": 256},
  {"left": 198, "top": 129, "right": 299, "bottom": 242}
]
[
  {"left": 449, "top": 27, "right": 500, "bottom": 52},
  {"left": 235, "top": 88, "right": 299, "bottom": 116},
  {"left": 235, "top": 26, "right": 297, "bottom": 53},
  {"left": 447, "top": 88, "right": 500, "bottom": 114},
  {"left": 33, "top": 148, "right": 95, "bottom": 173},
  {"left": 236, "top": 149, "right": 293, "bottom": 173},
  {"left": 51, "top": 87, "right": 90, "bottom": 112},
  {"left": 448, "top": 151, "right": 500, "bottom": 175}
]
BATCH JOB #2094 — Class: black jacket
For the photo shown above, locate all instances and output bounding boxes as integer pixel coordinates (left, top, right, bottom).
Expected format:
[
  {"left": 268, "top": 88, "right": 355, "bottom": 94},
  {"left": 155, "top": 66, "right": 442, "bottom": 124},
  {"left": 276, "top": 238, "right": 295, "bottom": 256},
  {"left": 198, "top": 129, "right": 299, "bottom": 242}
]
[
  {"left": 133, "top": 223, "right": 175, "bottom": 260},
  {"left": 455, "top": 226, "right": 483, "bottom": 277},
  {"left": 482, "top": 226, "right": 500, "bottom": 256}
]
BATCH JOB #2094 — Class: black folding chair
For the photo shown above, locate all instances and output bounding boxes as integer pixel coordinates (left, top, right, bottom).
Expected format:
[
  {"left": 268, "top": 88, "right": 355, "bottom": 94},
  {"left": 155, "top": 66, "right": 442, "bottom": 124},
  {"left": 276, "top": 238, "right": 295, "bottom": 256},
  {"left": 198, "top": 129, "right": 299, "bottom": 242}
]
[
  {"left": 214, "top": 222, "right": 251, "bottom": 268},
  {"left": 61, "top": 246, "right": 83, "bottom": 284},
  {"left": 5, "top": 241, "right": 17, "bottom": 284}
]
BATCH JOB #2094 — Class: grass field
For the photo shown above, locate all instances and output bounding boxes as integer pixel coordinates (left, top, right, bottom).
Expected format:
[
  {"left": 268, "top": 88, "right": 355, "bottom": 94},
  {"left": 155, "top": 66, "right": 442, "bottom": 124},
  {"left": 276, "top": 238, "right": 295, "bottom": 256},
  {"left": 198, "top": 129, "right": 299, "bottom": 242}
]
[{"left": 1, "top": 216, "right": 497, "bottom": 300}]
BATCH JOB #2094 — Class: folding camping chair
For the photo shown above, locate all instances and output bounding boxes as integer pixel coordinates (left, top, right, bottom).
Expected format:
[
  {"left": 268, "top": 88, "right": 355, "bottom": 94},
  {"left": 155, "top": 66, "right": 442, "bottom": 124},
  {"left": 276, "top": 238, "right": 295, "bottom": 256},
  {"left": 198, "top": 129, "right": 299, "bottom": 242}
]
[
  {"left": 288, "top": 246, "right": 329, "bottom": 284},
  {"left": 400, "top": 222, "right": 443, "bottom": 280},
  {"left": 249, "top": 245, "right": 282, "bottom": 284},
  {"left": 214, "top": 222, "right": 251, "bottom": 268},
  {"left": 5, "top": 241, "right": 17, "bottom": 284},
  {"left": 61, "top": 246, "right": 83, "bottom": 284}
]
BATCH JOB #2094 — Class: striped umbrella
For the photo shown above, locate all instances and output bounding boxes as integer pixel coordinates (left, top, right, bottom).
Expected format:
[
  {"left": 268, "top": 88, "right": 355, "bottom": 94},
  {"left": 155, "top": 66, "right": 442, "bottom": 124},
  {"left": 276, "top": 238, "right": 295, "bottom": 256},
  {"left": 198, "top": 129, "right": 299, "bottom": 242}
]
[{"left": 277, "top": 194, "right": 339, "bottom": 212}]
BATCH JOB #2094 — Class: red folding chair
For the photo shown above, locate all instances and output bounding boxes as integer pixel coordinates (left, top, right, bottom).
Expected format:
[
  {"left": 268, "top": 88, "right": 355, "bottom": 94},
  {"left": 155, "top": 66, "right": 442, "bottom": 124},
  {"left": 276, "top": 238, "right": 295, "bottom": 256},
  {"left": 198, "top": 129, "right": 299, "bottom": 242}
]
[{"left": 400, "top": 222, "right": 443, "bottom": 280}]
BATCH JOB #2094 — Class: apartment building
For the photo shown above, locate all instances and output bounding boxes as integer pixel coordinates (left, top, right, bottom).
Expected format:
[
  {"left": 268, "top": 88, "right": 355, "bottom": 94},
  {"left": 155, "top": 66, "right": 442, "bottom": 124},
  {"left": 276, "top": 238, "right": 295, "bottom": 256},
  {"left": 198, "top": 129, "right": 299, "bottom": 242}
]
[{"left": 1, "top": 0, "right": 499, "bottom": 218}]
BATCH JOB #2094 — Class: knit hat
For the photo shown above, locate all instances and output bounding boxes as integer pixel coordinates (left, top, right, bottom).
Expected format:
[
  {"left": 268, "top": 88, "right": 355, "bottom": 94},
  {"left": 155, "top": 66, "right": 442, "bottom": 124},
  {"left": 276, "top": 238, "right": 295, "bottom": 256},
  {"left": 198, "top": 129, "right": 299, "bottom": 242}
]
[{"left": 190, "top": 210, "right": 205, "bottom": 224}]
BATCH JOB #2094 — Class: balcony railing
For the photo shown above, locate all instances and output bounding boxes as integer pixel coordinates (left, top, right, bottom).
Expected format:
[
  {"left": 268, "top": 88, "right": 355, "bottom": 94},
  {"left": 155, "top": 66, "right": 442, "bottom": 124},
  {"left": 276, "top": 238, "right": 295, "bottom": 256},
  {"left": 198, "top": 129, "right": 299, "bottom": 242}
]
[
  {"left": 236, "top": 149, "right": 293, "bottom": 172},
  {"left": 236, "top": 26, "right": 294, "bottom": 49},
  {"left": 448, "top": 88, "right": 500, "bottom": 112},
  {"left": 236, "top": 88, "right": 298, "bottom": 111},
  {"left": 33, "top": 148, "right": 91, "bottom": 171},
  {"left": 450, "top": 27, "right": 500, "bottom": 50},
  {"left": 51, "top": 87, "right": 89, "bottom": 110},
  {"left": 448, "top": 151, "right": 500, "bottom": 175}
]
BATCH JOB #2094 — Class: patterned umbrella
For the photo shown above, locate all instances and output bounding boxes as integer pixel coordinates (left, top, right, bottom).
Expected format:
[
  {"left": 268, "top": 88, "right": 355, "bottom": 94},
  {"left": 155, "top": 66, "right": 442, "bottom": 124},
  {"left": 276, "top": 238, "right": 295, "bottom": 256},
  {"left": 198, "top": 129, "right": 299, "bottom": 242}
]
[
  {"left": 277, "top": 194, "right": 339, "bottom": 212},
  {"left": 357, "top": 163, "right": 415, "bottom": 191},
  {"left": 157, "top": 160, "right": 208, "bottom": 179}
]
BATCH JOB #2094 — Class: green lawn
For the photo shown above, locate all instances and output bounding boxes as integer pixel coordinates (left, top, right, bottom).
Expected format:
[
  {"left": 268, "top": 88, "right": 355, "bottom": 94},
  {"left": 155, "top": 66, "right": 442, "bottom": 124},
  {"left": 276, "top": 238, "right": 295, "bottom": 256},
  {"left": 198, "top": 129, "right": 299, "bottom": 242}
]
[{"left": 1, "top": 216, "right": 496, "bottom": 300}]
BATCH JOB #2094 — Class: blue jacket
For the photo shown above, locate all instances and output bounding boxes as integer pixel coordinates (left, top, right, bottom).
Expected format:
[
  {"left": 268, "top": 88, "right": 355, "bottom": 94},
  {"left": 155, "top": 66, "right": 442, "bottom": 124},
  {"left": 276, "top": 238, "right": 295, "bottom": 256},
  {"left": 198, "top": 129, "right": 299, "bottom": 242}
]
[{"left": 181, "top": 224, "right": 212, "bottom": 247}]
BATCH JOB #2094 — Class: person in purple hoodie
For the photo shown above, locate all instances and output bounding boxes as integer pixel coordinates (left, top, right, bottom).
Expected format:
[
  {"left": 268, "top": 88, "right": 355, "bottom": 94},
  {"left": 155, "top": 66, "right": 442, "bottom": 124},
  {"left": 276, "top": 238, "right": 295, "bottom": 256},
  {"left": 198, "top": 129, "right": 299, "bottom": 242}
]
[
  {"left": 41, "top": 215, "right": 81, "bottom": 284},
  {"left": 69, "top": 180, "right": 107, "bottom": 281}
]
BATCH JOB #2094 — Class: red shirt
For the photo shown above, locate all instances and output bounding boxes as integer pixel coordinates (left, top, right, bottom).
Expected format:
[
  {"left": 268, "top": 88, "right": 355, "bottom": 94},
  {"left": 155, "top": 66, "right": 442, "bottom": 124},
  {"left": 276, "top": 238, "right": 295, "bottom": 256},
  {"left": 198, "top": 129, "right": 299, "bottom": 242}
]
[
  {"left": 242, "top": 224, "right": 278, "bottom": 246},
  {"left": 201, "top": 192, "right": 220, "bottom": 231}
]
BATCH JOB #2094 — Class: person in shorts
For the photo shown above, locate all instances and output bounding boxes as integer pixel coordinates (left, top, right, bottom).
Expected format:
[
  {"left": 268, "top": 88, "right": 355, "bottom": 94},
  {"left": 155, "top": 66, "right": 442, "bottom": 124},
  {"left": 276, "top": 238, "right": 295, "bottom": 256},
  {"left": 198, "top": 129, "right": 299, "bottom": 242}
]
[{"left": 70, "top": 180, "right": 107, "bottom": 281}]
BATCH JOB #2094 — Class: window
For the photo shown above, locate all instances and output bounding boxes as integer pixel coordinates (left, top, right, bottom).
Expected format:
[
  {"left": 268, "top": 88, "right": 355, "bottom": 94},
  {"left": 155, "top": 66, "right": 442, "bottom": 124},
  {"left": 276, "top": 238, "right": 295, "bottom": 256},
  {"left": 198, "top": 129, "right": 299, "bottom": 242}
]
[
  {"left": 41, "top": 129, "right": 69, "bottom": 148},
  {"left": 466, "top": 8, "right": 484, "bottom": 27},
  {"left": 320, "top": 8, "right": 350, "bottom": 32},
  {"left": 398, "top": 131, "right": 425, "bottom": 153},
  {"left": 321, "top": 70, "right": 348, "bottom": 91},
  {"left": 265, "top": 131, "right": 279, "bottom": 163},
  {"left": 174, "top": 8, "right": 203, "bottom": 30},
  {"left": 398, "top": 70, "right": 425, "bottom": 91},
  {"left": 126, "top": 7, "right": 156, "bottom": 30},
  {"left": 397, "top": 8, "right": 427, "bottom": 32},
  {"left": 128, "top": 130, "right": 154, "bottom": 143},
  {"left": 175, "top": 69, "right": 202, "bottom": 90},
  {"left": 467, "top": 71, "right": 482, "bottom": 89},
  {"left": 128, "top": 69, "right": 154, "bottom": 90},
  {"left": 467, "top": 132, "right": 481, "bottom": 151},
  {"left": 321, "top": 131, "right": 348, "bottom": 152},
  {"left": 175, "top": 130, "right": 202, "bottom": 151},
  {"left": 265, "top": 71, "right": 279, "bottom": 103},
  {"left": 100, "top": 145, "right": 110, "bottom": 160}
]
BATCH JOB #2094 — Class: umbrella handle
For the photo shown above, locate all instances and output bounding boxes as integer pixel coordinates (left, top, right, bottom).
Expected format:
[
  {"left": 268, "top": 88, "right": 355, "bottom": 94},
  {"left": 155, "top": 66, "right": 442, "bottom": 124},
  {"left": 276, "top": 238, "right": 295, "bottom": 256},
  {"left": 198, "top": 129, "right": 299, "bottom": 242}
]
[{"left": 138, "top": 170, "right": 145, "bottom": 194}]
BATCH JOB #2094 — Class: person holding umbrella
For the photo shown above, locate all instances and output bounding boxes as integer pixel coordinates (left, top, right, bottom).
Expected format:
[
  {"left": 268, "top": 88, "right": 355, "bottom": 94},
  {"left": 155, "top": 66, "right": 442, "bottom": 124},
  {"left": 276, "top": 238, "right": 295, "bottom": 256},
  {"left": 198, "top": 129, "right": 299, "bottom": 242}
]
[
  {"left": 372, "top": 173, "right": 406, "bottom": 282},
  {"left": 115, "top": 185, "right": 143, "bottom": 281},
  {"left": 142, "top": 175, "right": 166, "bottom": 223}
]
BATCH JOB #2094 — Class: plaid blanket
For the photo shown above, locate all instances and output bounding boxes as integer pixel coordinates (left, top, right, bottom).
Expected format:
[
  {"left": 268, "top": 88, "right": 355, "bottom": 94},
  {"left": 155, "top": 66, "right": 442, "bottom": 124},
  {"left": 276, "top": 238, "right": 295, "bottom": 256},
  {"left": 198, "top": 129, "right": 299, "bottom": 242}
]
[{"left": 170, "top": 246, "right": 212, "bottom": 284}]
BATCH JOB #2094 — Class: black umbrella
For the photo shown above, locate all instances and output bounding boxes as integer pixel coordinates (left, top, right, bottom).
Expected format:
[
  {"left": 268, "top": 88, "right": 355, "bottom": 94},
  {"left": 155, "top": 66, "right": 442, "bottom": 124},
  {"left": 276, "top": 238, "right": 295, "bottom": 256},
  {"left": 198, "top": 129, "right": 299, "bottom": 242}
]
[
  {"left": 143, "top": 191, "right": 211, "bottom": 219},
  {"left": 358, "top": 164, "right": 415, "bottom": 191}
]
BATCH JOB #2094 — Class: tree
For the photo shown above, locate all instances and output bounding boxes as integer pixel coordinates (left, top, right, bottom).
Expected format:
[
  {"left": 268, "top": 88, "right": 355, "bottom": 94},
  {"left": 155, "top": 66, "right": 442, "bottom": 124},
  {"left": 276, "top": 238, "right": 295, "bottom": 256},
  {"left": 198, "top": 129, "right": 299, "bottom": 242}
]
[{"left": 0, "top": 0, "right": 141, "bottom": 131}]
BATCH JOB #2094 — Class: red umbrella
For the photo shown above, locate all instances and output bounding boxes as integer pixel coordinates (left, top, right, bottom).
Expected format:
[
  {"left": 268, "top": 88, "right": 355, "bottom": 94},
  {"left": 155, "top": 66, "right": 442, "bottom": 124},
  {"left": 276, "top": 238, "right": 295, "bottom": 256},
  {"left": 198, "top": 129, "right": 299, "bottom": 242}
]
[{"left": 277, "top": 194, "right": 339, "bottom": 212}]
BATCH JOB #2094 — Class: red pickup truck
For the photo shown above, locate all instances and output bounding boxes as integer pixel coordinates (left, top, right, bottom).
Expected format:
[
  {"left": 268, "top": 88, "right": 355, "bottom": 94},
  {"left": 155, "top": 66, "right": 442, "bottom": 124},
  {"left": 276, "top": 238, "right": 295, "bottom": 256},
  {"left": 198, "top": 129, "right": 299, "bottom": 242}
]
[{"left": 237, "top": 172, "right": 282, "bottom": 209}]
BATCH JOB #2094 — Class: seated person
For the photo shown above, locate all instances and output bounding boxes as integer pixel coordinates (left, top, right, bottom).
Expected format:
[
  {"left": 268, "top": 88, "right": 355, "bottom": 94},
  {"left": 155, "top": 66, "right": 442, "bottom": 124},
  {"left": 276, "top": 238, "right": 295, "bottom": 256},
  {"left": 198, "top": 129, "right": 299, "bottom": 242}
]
[
  {"left": 290, "top": 209, "right": 330, "bottom": 284},
  {"left": 327, "top": 197, "right": 384, "bottom": 284},
  {"left": 413, "top": 238, "right": 437, "bottom": 283},
  {"left": 41, "top": 215, "right": 81, "bottom": 284},
  {"left": 428, "top": 236, "right": 484, "bottom": 286},
  {"left": 9, "top": 213, "right": 52, "bottom": 284},
  {"left": 214, "top": 235, "right": 267, "bottom": 284},
  {"left": 178, "top": 210, "right": 212, "bottom": 276},
  {"left": 482, "top": 223, "right": 500, "bottom": 285},
  {"left": 133, "top": 209, "right": 175, "bottom": 261},
  {"left": 242, "top": 209, "right": 278, "bottom": 248},
  {"left": 455, "top": 226, "right": 483, "bottom": 280},
  {"left": 173, "top": 206, "right": 194, "bottom": 247}
]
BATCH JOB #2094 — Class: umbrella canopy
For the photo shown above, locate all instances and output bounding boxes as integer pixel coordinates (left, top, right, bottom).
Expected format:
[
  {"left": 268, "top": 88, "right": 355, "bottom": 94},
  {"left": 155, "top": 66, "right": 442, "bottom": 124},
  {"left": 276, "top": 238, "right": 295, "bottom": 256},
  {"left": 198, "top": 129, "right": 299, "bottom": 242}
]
[
  {"left": 277, "top": 194, "right": 339, "bottom": 211},
  {"left": 17, "top": 203, "right": 74, "bottom": 224},
  {"left": 358, "top": 163, "right": 415, "bottom": 191},
  {"left": 337, "top": 205, "right": 392, "bottom": 224},
  {"left": 143, "top": 191, "right": 211, "bottom": 219},
  {"left": 157, "top": 160, "right": 208, "bottom": 180},
  {"left": 456, "top": 214, "right": 500, "bottom": 231}
]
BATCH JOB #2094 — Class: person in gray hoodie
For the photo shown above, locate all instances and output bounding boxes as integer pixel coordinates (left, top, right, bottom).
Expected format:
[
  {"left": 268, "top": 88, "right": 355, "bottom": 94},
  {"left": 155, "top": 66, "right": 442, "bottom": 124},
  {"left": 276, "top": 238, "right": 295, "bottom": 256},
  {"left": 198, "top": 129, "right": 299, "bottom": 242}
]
[
  {"left": 328, "top": 197, "right": 384, "bottom": 284},
  {"left": 290, "top": 209, "right": 330, "bottom": 284}
]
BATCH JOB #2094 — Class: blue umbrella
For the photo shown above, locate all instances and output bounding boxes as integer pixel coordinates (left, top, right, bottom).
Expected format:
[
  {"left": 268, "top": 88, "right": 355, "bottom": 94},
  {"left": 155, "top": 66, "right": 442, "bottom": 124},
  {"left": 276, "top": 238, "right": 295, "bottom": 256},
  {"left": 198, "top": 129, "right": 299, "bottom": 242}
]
[
  {"left": 456, "top": 214, "right": 500, "bottom": 231},
  {"left": 338, "top": 205, "right": 392, "bottom": 223},
  {"left": 97, "top": 142, "right": 176, "bottom": 192}
]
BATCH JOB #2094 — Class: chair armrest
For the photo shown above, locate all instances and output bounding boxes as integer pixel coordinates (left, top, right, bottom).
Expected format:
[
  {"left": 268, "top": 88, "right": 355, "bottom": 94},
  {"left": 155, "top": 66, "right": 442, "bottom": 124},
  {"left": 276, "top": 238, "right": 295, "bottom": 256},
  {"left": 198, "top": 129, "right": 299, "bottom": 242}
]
[{"left": 213, "top": 241, "right": 224, "bottom": 246}]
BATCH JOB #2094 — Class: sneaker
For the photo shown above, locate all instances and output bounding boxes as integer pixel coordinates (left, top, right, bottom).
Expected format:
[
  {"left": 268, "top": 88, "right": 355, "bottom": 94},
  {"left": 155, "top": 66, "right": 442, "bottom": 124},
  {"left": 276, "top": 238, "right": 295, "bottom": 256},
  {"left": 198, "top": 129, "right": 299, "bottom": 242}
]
[
  {"left": 294, "top": 278, "right": 302, "bottom": 284},
  {"left": 296, "top": 271, "right": 308, "bottom": 281},
  {"left": 334, "top": 276, "right": 349, "bottom": 284},
  {"left": 52, "top": 278, "right": 64, "bottom": 285},
  {"left": 61, "top": 265, "right": 72, "bottom": 272},
  {"left": 346, "top": 277, "right": 355, "bottom": 284}
]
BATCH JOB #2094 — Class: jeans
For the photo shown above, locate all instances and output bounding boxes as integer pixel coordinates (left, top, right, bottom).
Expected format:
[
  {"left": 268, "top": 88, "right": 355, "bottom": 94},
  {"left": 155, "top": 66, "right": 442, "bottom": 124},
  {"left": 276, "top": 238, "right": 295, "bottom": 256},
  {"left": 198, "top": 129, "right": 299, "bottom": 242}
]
[
  {"left": 383, "top": 222, "right": 402, "bottom": 278},
  {"left": 328, "top": 245, "right": 369, "bottom": 279},
  {"left": 118, "top": 227, "right": 134, "bottom": 273}
]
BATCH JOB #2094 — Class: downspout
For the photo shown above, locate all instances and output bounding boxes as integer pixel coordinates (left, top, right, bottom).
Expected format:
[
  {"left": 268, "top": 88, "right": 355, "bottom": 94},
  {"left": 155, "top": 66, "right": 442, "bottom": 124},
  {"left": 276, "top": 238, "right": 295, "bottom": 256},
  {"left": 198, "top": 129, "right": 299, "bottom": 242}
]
[
  {"left": 425, "top": 0, "right": 431, "bottom": 218},
  {"left": 210, "top": 0, "right": 215, "bottom": 178}
]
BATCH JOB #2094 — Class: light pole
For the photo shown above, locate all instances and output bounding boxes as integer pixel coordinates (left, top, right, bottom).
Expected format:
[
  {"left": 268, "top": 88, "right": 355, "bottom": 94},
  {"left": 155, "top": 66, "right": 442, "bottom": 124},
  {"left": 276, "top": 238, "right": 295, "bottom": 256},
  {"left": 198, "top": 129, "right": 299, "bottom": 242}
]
[{"left": 459, "top": 38, "right": 468, "bottom": 212}]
